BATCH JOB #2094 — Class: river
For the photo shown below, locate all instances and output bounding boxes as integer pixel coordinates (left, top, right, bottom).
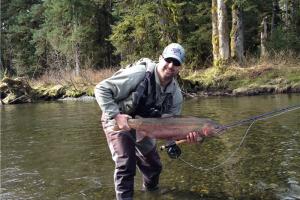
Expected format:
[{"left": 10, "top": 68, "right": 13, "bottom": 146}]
[{"left": 1, "top": 94, "right": 300, "bottom": 200}]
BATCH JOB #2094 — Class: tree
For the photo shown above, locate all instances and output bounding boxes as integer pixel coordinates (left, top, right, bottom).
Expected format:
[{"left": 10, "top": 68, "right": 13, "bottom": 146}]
[
  {"left": 260, "top": 16, "right": 268, "bottom": 57},
  {"left": 110, "top": 2, "right": 162, "bottom": 64},
  {"left": 2, "top": 0, "right": 300, "bottom": 77},
  {"left": 261, "top": 0, "right": 300, "bottom": 55},
  {"left": 34, "top": 0, "right": 115, "bottom": 73},
  {"left": 271, "top": 0, "right": 281, "bottom": 35},
  {"left": 212, "top": 0, "right": 220, "bottom": 64},
  {"left": 110, "top": 0, "right": 212, "bottom": 68},
  {"left": 217, "top": 0, "right": 230, "bottom": 62},
  {"left": 1, "top": 0, "right": 44, "bottom": 77},
  {"left": 41, "top": 0, "right": 92, "bottom": 74},
  {"left": 230, "top": 2, "right": 245, "bottom": 65}
]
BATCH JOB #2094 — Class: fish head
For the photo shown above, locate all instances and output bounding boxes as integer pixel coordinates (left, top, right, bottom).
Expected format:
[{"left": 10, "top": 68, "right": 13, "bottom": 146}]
[{"left": 200, "top": 119, "right": 223, "bottom": 137}]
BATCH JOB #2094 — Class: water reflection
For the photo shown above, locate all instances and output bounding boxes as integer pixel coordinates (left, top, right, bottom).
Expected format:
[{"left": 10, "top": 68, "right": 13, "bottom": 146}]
[{"left": 1, "top": 94, "right": 300, "bottom": 199}]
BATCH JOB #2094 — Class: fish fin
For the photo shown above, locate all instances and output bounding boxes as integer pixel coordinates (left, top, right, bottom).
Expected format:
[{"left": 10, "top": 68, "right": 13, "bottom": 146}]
[
  {"left": 136, "top": 131, "right": 146, "bottom": 142},
  {"left": 172, "top": 115, "right": 198, "bottom": 119},
  {"left": 135, "top": 115, "right": 143, "bottom": 119},
  {"left": 161, "top": 114, "right": 174, "bottom": 118}
]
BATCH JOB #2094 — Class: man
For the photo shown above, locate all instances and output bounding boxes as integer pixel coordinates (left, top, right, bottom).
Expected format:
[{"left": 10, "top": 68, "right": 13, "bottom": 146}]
[{"left": 95, "top": 43, "right": 201, "bottom": 200}]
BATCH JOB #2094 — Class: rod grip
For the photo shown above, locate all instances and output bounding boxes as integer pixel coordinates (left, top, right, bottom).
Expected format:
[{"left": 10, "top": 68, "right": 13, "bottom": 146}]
[{"left": 160, "top": 137, "right": 203, "bottom": 150}]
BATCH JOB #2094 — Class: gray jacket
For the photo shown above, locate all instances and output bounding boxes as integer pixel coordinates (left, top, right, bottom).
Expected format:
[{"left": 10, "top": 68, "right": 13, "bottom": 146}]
[{"left": 94, "top": 58, "right": 183, "bottom": 119}]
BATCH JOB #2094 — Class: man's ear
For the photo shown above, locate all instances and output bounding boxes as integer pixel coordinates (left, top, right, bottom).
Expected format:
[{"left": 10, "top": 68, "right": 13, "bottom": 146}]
[{"left": 159, "top": 55, "right": 163, "bottom": 61}]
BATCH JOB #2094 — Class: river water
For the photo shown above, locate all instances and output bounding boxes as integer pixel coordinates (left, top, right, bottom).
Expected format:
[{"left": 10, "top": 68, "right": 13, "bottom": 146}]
[{"left": 1, "top": 94, "right": 300, "bottom": 200}]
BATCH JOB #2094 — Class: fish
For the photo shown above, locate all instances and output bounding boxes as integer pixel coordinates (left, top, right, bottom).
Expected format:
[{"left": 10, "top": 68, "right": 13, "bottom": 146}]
[{"left": 114, "top": 116, "right": 222, "bottom": 141}]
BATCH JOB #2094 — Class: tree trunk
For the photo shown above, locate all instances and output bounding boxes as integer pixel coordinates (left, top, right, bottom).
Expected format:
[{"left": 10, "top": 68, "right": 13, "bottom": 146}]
[
  {"left": 283, "top": 0, "right": 289, "bottom": 28},
  {"left": 230, "top": 4, "right": 245, "bottom": 65},
  {"left": 74, "top": 43, "right": 80, "bottom": 76},
  {"left": 271, "top": 0, "right": 280, "bottom": 35},
  {"left": 106, "top": 0, "right": 113, "bottom": 67},
  {"left": 260, "top": 16, "right": 268, "bottom": 57},
  {"left": 291, "top": 0, "right": 299, "bottom": 24},
  {"left": 1, "top": 45, "right": 14, "bottom": 77},
  {"left": 290, "top": 0, "right": 296, "bottom": 29},
  {"left": 158, "top": 0, "right": 171, "bottom": 43},
  {"left": 217, "top": 0, "right": 230, "bottom": 62},
  {"left": 212, "top": 0, "right": 219, "bottom": 64},
  {"left": 285, "top": 0, "right": 297, "bottom": 30}
]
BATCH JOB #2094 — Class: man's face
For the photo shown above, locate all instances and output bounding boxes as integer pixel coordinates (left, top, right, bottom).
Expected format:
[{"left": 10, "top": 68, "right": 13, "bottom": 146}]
[{"left": 157, "top": 55, "right": 181, "bottom": 82}]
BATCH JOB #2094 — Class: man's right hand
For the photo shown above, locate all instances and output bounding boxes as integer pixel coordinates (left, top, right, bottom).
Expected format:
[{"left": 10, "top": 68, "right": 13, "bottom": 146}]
[{"left": 114, "top": 114, "right": 131, "bottom": 131}]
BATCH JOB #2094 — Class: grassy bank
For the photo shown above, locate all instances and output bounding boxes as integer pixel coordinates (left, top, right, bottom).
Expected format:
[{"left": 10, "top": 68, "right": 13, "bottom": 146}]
[
  {"left": 29, "top": 68, "right": 116, "bottom": 98},
  {"left": 180, "top": 53, "right": 300, "bottom": 96},
  {"left": 28, "top": 53, "right": 300, "bottom": 98}
]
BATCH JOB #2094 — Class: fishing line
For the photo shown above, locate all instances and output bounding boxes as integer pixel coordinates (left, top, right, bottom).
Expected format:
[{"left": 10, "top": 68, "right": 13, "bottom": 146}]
[
  {"left": 177, "top": 104, "right": 300, "bottom": 171},
  {"left": 215, "top": 104, "right": 300, "bottom": 135}
]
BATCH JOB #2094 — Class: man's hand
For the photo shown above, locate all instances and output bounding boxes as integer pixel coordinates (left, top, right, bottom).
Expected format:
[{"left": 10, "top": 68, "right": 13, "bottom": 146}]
[
  {"left": 114, "top": 114, "right": 131, "bottom": 131},
  {"left": 186, "top": 124, "right": 216, "bottom": 144},
  {"left": 186, "top": 131, "right": 202, "bottom": 143}
]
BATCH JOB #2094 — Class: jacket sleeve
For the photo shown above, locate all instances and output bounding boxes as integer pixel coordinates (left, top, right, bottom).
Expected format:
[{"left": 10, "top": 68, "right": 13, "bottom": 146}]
[{"left": 94, "top": 65, "right": 146, "bottom": 119}]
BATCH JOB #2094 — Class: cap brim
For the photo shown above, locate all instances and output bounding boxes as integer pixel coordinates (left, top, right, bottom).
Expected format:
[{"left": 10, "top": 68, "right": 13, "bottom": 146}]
[{"left": 163, "top": 54, "right": 183, "bottom": 64}]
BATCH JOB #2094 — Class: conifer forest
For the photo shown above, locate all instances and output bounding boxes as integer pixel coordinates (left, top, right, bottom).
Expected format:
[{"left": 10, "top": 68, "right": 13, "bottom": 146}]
[{"left": 1, "top": 0, "right": 300, "bottom": 77}]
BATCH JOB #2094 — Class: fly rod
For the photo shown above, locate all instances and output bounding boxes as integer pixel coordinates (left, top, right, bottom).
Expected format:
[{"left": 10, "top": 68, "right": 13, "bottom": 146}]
[{"left": 160, "top": 104, "right": 300, "bottom": 151}]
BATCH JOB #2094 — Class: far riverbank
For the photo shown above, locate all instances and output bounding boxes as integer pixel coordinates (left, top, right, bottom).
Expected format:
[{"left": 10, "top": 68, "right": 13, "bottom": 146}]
[{"left": 1, "top": 57, "right": 300, "bottom": 104}]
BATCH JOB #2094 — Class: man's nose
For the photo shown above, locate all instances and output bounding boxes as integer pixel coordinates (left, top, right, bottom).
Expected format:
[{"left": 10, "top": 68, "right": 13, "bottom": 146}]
[{"left": 167, "top": 62, "right": 175, "bottom": 68}]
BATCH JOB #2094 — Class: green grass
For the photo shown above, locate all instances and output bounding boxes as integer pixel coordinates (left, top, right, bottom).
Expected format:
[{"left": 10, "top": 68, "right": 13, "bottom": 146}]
[{"left": 180, "top": 59, "right": 300, "bottom": 92}]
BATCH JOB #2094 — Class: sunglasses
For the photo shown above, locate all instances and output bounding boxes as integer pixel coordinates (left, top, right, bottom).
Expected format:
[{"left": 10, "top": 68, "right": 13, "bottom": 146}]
[{"left": 163, "top": 57, "right": 181, "bottom": 66}]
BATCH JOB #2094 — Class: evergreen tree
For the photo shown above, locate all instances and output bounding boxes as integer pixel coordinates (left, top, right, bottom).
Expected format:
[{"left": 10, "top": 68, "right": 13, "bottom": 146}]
[
  {"left": 1, "top": 0, "right": 43, "bottom": 77},
  {"left": 39, "top": 0, "right": 109, "bottom": 72},
  {"left": 2, "top": 0, "right": 300, "bottom": 77},
  {"left": 110, "top": 0, "right": 212, "bottom": 68}
]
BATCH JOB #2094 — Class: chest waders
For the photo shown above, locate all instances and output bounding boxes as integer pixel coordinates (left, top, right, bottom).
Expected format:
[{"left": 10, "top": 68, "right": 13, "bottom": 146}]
[
  {"left": 137, "top": 72, "right": 182, "bottom": 159},
  {"left": 120, "top": 60, "right": 173, "bottom": 118}
]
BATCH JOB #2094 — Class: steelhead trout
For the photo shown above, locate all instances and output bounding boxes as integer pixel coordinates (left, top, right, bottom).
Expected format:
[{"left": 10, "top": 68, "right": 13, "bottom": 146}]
[{"left": 114, "top": 116, "right": 222, "bottom": 141}]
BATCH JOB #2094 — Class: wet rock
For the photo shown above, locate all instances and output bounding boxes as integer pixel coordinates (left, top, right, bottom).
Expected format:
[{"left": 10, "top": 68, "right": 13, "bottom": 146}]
[
  {"left": 232, "top": 87, "right": 259, "bottom": 96},
  {"left": 232, "top": 85, "right": 281, "bottom": 96},
  {"left": 275, "top": 85, "right": 291, "bottom": 93},
  {"left": 277, "top": 179, "right": 300, "bottom": 200},
  {"left": 1, "top": 93, "right": 32, "bottom": 104},
  {"left": 291, "top": 82, "right": 300, "bottom": 92},
  {"left": 177, "top": 76, "right": 200, "bottom": 93},
  {"left": 58, "top": 95, "right": 95, "bottom": 101},
  {"left": 35, "top": 85, "right": 66, "bottom": 100},
  {"left": 259, "top": 85, "right": 276, "bottom": 93},
  {"left": 0, "top": 77, "right": 34, "bottom": 104},
  {"left": 64, "top": 88, "right": 85, "bottom": 98}
]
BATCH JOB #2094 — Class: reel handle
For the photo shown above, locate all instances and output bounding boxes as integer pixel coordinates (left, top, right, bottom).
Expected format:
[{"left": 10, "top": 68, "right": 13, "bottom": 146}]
[
  {"left": 160, "top": 137, "right": 204, "bottom": 151},
  {"left": 160, "top": 139, "right": 186, "bottom": 151}
]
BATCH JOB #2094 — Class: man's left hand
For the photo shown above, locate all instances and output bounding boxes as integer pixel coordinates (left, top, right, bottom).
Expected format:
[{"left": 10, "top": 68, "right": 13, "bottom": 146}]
[
  {"left": 186, "top": 125, "right": 216, "bottom": 143},
  {"left": 186, "top": 131, "right": 201, "bottom": 143}
]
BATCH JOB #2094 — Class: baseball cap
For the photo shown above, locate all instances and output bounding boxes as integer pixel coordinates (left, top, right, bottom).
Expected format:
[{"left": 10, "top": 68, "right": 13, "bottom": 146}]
[{"left": 162, "top": 43, "right": 185, "bottom": 65}]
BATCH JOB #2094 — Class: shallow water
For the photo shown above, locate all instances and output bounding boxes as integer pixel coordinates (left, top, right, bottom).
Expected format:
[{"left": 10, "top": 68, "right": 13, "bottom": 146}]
[{"left": 1, "top": 94, "right": 300, "bottom": 200}]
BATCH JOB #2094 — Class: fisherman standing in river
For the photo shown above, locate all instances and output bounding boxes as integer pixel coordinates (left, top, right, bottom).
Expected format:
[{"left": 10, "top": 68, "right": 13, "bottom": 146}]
[{"left": 95, "top": 43, "right": 213, "bottom": 200}]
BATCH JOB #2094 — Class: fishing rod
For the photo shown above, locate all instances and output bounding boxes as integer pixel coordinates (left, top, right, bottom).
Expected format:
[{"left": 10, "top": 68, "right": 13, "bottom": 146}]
[
  {"left": 216, "top": 103, "right": 300, "bottom": 134},
  {"left": 160, "top": 104, "right": 300, "bottom": 160}
]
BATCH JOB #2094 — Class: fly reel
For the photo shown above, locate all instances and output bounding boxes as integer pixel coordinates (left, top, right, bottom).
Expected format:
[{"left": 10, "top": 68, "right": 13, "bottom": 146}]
[{"left": 160, "top": 141, "right": 181, "bottom": 159}]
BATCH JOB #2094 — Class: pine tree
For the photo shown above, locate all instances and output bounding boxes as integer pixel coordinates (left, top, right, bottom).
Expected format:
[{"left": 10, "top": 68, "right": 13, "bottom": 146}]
[{"left": 1, "top": 0, "right": 43, "bottom": 76}]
